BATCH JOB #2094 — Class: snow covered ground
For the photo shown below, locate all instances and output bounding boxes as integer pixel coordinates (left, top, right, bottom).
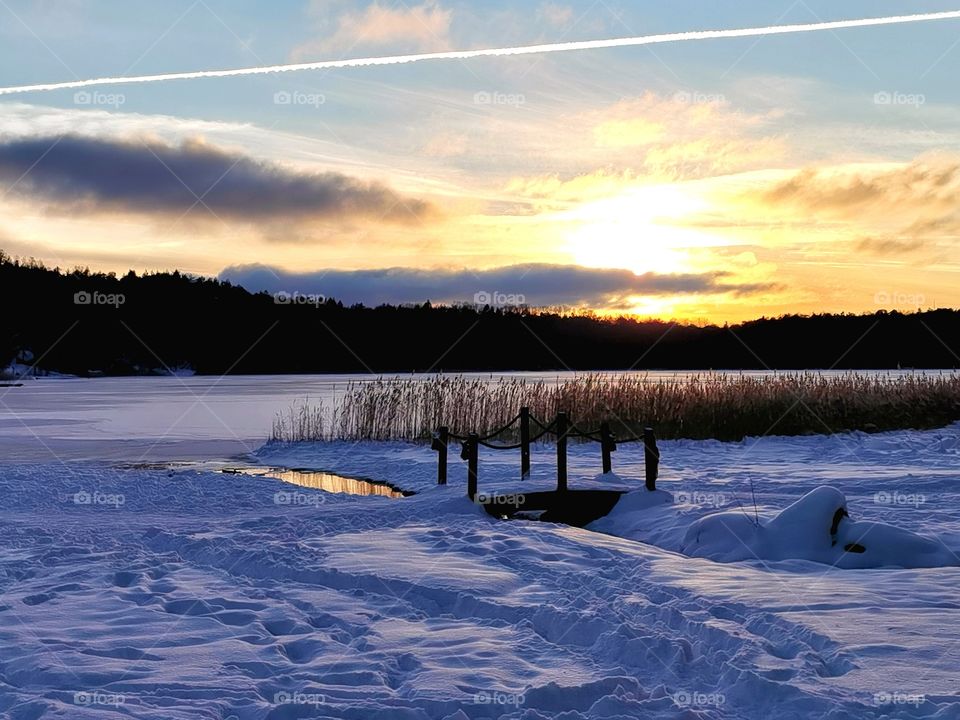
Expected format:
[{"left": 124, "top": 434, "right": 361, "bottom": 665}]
[{"left": 3, "top": 408, "right": 960, "bottom": 718}]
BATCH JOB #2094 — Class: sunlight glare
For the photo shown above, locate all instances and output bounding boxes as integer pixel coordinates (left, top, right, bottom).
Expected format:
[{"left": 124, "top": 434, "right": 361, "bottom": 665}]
[{"left": 565, "top": 184, "right": 727, "bottom": 275}]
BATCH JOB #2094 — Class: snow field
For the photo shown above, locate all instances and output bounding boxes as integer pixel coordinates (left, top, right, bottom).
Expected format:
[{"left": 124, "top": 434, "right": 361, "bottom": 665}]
[{"left": 2, "top": 425, "right": 960, "bottom": 717}]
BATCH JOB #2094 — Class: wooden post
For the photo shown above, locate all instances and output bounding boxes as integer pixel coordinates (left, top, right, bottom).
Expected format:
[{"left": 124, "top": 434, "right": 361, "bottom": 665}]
[
  {"left": 644, "top": 426, "right": 659, "bottom": 491},
  {"left": 520, "top": 406, "right": 530, "bottom": 480},
  {"left": 466, "top": 433, "right": 479, "bottom": 500},
  {"left": 556, "top": 412, "right": 568, "bottom": 492},
  {"left": 431, "top": 426, "right": 448, "bottom": 485},
  {"left": 600, "top": 421, "right": 615, "bottom": 475}
]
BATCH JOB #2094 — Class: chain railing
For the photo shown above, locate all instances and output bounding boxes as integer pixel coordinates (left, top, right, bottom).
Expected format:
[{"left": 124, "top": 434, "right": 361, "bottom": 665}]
[{"left": 431, "top": 406, "right": 659, "bottom": 499}]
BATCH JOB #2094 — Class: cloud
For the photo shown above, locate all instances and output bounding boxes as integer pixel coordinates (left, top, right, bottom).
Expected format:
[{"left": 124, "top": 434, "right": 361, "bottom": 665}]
[
  {"left": 594, "top": 117, "right": 665, "bottom": 148},
  {"left": 0, "top": 101, "right": 256, "bottom": 150},
  {"left": 219, "top": 263, "right": 774, "bottom": 307},
  {"left": 755, "top": 157, "right": 960, "bottom": 255},
  {"left": 503, "top": 92, "right": 787, "bottom": 212},
  {"left": 292, "top": 0, "right": 452, "bottom": 60},
  {"left": 588, "top": 93, "right": 785, "bottom": 177},
  {"left": 763, "top": 160, "right": 960, "bottom": 216},
  {"left": 0, "top": 134, "right": 437, "bottom": 225},
  {"left": 422, "top": 131, "right": 470, "bottom": 158},
  {"left": 504, "top": 169, "right": 641, "bottom": 207},
  {"left": 537, "top": 2, "right": 574, "bottom": 28},
  {"left": 854, "top": 237, "right": 928, "bottom": 255}
]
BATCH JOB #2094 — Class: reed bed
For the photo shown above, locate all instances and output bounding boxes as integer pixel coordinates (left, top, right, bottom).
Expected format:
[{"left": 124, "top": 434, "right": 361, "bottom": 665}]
[
  {"left": 269, "top": 373, "right": 960, "bottom": 443},
  {"left": 271, "top": 399, "right": 328, "bottom": 444}
]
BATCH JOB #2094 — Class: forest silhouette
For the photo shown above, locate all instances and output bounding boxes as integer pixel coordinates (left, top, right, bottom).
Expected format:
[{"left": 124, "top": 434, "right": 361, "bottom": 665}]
[{"left": 2, "top": 251, "right": 956, "bottom": 375}]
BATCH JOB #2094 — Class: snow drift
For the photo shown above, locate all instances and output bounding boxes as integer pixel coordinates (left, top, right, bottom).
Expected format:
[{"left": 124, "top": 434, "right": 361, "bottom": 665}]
[{"left": 680, "top": 486, "right": 957, "bottom": 569}]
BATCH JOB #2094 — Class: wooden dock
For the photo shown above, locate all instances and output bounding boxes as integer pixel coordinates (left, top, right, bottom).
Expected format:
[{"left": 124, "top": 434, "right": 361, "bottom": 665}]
[{"left": 432, "top": 408, "right": 660, "bottom": 526}]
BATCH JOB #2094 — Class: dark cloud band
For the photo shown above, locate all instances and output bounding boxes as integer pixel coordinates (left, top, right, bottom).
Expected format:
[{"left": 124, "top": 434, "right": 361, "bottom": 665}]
[
  {"left": 0, "top": 134, "right": 435, "bottom": 223},
  {"left": 219, "top": 262, "right": 775, "bottom": 307}
]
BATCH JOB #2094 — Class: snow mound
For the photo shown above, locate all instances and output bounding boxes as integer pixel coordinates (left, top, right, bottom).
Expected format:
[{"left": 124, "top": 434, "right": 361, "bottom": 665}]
[{"left": 682, "top": 486, "right": 958, "bottom": 569}]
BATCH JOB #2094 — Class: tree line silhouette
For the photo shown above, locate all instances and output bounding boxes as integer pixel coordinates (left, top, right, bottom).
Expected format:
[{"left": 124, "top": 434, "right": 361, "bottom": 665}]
[{"left": 1, "top": 251, "right": 957, "bottom": 375}]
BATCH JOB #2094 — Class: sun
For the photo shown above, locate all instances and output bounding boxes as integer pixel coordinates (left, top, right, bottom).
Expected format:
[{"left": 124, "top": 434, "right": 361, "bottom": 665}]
[{"left": 564, "top": 183, "right": 727, "bottom": 275}]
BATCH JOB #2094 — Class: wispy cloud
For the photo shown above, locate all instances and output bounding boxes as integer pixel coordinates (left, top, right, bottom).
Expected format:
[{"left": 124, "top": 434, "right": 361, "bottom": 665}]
[
  {"left": 503, "top": 91, "right": 785, "bottom": 213},
  {"left": 854, "top": 237, "right": 929, "bottom": 256},
  {"left": 763, "top": 160, "right": 960, "bottom": 216},
  {"left": 537, "top": 2, "right": 574, "bottom": 29},
  {"left": 292, "top": 0, "right": 453, "bottom": 60},
  {"left": 755, "top": 158, "right": 960, "bottom": 257}
]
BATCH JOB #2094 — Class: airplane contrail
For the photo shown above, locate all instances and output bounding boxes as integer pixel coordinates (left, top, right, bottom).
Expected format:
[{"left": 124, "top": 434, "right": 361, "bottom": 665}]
[{"left": 1, "top": 10, "right": 959, "bottom": 96}]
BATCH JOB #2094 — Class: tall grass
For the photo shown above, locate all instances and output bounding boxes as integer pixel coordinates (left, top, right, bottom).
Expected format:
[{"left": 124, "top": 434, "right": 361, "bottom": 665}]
[
  {"left": 272, "top": 399, "right": 327, "bottom": 443},
  {"left": 269, "top": 373, "right": 960, "bottom": 443}
]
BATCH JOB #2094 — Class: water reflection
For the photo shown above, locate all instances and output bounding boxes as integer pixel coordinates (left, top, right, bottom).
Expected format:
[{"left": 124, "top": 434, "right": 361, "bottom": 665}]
[{"left": 223, "top": 466, "right": 409, "bottom": 498}]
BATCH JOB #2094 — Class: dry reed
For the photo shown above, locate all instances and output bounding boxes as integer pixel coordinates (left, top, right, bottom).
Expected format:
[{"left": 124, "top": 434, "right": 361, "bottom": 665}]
[{"left": 269, "top": 373, "right": 960, "bottom": 443}]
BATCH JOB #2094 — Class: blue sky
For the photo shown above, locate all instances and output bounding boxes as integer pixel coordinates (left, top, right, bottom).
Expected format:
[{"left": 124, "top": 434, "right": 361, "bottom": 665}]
[{"left": 0, "top": 1, "right": 958, "bottom": 320}]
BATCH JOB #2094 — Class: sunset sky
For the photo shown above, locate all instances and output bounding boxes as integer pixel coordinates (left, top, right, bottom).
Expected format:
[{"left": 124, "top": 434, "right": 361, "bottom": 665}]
[{"left": 1, "top": 0, "right": 959, "bottom": 322}]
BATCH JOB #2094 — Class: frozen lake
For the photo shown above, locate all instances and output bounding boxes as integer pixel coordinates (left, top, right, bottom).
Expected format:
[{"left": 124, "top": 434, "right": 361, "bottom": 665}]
[{"left": 0, "top": 370, "right": 955, "bottom": 463}]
